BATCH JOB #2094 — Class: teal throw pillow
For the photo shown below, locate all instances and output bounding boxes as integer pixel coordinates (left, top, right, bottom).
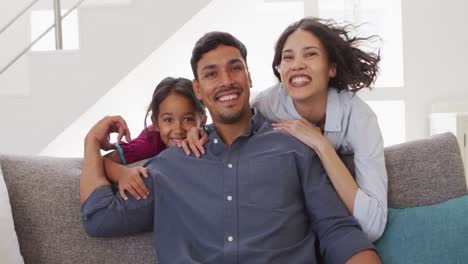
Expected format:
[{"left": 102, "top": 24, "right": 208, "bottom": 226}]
[{"left": 375, "top": 195, "right": 468, "bottom": 264}]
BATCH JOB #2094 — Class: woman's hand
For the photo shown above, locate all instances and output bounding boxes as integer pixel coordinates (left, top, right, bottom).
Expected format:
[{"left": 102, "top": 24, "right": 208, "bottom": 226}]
[
  {"left": 117, "top": 166, "right": 150, "bottom": 201},
  {"left": 272, "top": 118, "right": 327, "bottom": 151},
  {"left": 178, "top": 127, "right": 208, "bottom": 158}
]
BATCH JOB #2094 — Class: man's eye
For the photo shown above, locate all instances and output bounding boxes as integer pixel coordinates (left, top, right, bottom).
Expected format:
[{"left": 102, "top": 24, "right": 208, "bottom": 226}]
[
  {"left": 204, "top": 72, "right": 216, "bottom": 78},
  {"left": 232, "top": 65, "right": 242, "bottom": 71}
]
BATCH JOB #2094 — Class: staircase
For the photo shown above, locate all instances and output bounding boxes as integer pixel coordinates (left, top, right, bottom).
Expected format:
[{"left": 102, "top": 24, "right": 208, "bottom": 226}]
[{"left": 0, "top": 0, "right": 211, "bottom": 155}]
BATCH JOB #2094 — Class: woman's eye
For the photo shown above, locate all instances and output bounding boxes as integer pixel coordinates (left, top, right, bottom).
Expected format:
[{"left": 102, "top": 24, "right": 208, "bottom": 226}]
[
  {"left": 305, "top": 52, "right": 317, "bottom": 57},
  {"left": 282, "top": 55, "right": 293, "bottom": 60}
]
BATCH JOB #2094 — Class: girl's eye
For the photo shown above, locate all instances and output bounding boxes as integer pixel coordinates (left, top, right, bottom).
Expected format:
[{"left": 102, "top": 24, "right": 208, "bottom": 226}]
[
  {"left": 184, "top": 117, "right": 195, "bottom": 122},
  {"left": 163, "top": 118, "right": 172, "bottom": 123}
]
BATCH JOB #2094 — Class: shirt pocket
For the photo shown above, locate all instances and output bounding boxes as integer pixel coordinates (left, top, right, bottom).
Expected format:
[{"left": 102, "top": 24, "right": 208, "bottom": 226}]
[{"left": 247, "top": 153, "right": 300, "bottom": 210}]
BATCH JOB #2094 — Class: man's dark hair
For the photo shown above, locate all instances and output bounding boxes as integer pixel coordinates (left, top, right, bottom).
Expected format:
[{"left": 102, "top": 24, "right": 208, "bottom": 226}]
[{"left": 190, "top": 31, "right": 248, "bottom": 80}]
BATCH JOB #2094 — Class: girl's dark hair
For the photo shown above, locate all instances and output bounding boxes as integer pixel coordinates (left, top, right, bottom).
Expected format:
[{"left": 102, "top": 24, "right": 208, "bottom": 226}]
[
  {"left": 144, "top": 77, "right": 206, "bottom": 129},
  {"left": 272, "top": 17, "right": 381, "bottom": 92}
]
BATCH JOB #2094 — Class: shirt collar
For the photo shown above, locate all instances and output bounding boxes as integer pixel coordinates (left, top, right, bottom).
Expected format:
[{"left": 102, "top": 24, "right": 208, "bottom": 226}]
[
  {"left": 203, "top": 108, "right": 266, "bottom": 155},
  {"left": 324, "top": 88, "right": 343, "bottom": 132}
]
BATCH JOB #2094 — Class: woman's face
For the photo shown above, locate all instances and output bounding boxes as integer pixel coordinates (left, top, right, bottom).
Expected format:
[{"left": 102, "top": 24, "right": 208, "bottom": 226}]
[
  {"left": 153, "top": 93, "right": 202, "bottom": 147},
  {"left": 279, "top": 29, "right": 336, "bottom": 103}
]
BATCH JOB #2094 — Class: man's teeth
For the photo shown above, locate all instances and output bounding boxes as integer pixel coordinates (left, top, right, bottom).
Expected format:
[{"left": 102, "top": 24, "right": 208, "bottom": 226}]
[
  {"left": 291, "top": 76, "right": 311, "bottom": 85},
  {"left": 218, "top": 94, "right": 238, "bottom": 102}
]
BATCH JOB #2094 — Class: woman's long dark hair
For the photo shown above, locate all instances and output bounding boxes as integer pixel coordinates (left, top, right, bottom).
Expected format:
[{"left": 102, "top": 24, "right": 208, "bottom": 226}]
[{"left": 272, "top": 17, "right": 381, "bottom": 92}]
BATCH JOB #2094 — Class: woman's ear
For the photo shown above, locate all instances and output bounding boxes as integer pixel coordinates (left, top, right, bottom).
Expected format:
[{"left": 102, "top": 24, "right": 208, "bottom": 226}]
[
  {"left": 151, "top": 116, "right": 159, "bottom": 132},
  {"left": 329, "top": 63, "right": 337, "bottom": 78}
]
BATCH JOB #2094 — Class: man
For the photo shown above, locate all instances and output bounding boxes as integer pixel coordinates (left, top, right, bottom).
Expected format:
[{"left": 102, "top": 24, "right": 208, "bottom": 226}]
[{"left": 80, "top": 32, "right": 381, "bottom": 263}]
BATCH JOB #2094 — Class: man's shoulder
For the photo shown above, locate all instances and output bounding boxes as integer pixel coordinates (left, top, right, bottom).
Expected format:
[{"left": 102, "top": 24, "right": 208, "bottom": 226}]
[
  {"left": 144, "top": 146, "right": 188, "bottom": 170},
  {"left": 254, "top": 125, "right": 315, "bottom": 155}
]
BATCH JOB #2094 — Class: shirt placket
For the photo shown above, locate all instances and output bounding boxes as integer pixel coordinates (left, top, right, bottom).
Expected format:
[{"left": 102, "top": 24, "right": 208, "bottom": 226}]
[{"left": 222, "top": 144, "right": 239, "bottom": 264}]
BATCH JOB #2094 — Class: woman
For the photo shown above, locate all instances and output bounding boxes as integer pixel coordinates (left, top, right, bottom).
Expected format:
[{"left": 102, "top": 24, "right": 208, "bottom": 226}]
[{"left": 252, "top": 17, "right": 387, "bottom": 242}]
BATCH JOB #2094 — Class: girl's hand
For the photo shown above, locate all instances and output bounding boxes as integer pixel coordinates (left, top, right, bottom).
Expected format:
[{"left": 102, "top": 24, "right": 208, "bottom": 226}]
[
  {"left": 272, "top": 118, "right": 326, "bottom": 151},
  {"left": 178, "top": 127, "right": 208, "bottom": 158},
  {"left": 118, "top": 166, "right": 150, "bottom": 201},
  {"left": 86, "top": 115, "right": 131, "bottom": 151}
]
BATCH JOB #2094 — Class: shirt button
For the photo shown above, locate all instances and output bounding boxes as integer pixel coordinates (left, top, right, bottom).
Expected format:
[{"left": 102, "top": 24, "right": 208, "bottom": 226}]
[
  {"left": 227, "top": 195, "right": 233, "bottom": 201},
  {"left": 227, "top": 163, "right": 233, "bottom": 169},
  {"left": 227, "top": 236, "right": 234, "bottom": 242},
  {"left": 213, "top": 138, "right": 218, "bottom": 144}
]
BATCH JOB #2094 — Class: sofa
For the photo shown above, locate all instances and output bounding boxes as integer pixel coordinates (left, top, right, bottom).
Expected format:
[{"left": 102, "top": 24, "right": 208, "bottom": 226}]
[{"left": 0, "top": 132, "right": 467, "bottom": 264}]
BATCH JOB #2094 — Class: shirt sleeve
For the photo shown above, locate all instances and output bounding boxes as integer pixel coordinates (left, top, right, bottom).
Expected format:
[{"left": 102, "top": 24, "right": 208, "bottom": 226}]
[
  {"left": 80, "top": 176, "right": 155, "bottom": 238},
  {"left": 298, "top": 149, "right": 375, "bottom": 264},
  {"left": 117, "top": 126, "right": 166, "bottom": 165},
  {"left": 346, "top": 98, "right": 388, "bottom": 242}
]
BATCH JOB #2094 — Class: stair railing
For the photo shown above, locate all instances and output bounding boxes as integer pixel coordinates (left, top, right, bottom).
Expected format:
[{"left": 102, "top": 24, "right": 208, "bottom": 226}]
[{"left": 0, "top": 0, "right": 86, "bottom": 75}]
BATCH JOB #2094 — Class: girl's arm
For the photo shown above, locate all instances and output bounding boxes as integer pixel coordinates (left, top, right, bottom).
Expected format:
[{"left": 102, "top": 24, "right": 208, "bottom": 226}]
[
  {"left": 102, "top": 126, "right": 164, "bottom": 200},
  {"left": 105, "top": 126, "right": 166, "bottom": 165}
]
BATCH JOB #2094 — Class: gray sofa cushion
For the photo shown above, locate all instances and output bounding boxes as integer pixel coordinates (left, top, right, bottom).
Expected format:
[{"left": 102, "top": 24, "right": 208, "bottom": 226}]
[
  {"left": 0, "top": 155, "right": 156, "bottom": 264},
  {"left": 385, "top": 132, "right": 467, "bottom": 208}
]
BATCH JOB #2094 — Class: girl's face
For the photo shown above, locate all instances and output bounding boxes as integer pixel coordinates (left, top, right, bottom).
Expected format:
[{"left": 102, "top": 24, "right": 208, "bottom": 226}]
[
  {"left": 279, "top": 29, "right": 336, "bottom": 103},
  {"left": 152, "top": 93, "right": 202, "bottom": 147}
]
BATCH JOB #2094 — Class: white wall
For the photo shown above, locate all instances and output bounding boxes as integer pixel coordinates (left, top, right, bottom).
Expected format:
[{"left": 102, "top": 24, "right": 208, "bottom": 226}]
[
  {"left": 41, "top": 0, "right": 304, "bottom": 157},
  {"left": 2, "top": 0, "right": 468, "bottom": 156},
  {"left": 401, "top": 0, "right": 468, "bottom": 141},
  {"left": 0, "top": 0, "right": 210, "bottom": 155}
]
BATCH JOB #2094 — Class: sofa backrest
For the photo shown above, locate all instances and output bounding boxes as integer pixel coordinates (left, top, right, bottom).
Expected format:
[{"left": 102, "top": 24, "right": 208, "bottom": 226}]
[
  {"left": 0, "top": 155, "right": 156, "bottom": 264},
  {"left": 1, "top": 132, "right": 467, "bottom": 263},
  {"left": 384, "top": 132, "right": 467, "bottom": 208}
]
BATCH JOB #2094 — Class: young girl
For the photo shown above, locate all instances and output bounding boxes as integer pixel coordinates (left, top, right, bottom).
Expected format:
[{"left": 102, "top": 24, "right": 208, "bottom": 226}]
[
  {"left": 103, "top": 77, "right": 206, "bottom": 201},
  {"left": 184, "top": 18, "right": 387, "bottom": 242}
]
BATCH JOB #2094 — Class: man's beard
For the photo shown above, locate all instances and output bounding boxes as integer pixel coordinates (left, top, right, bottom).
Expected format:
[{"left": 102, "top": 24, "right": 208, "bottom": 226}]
[
  {"left": 213, "top": 85, "right": 246, "bottom": 124},
  {"left": 218, "top": 108, "right": 243, "bottom": 124}
]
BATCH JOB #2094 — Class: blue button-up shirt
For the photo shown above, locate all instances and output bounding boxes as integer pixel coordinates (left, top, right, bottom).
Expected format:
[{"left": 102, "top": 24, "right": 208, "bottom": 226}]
[{"left": 81, "top": 111, "right": 375, "bottom": 264}]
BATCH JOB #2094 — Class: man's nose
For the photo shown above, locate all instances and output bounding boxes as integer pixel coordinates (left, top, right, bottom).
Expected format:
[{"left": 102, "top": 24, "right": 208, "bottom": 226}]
[{"left": 219, "top": 71, "right": 234, "bottom": 88}]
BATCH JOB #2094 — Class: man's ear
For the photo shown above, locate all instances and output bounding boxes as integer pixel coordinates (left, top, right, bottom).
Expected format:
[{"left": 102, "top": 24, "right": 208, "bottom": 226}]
[
  {"left": 192, "top": 79, "right": 203, "bottom": 100},
  {"left": 151, "top": 116, "right": 159, "bottom": 132}
]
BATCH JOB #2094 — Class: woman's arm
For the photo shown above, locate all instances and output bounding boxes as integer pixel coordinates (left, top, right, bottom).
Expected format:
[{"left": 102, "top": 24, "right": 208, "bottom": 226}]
[
  {"left": 272, "top": 110, "right": 387, "bottom": 242},
  {"left": 272, "top": 119, "right": 358, "bottom": 213}
]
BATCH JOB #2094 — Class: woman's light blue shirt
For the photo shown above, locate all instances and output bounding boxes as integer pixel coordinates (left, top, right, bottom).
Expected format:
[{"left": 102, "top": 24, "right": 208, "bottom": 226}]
[{"left": 252, "top": 83, "right": 388, "bottom": 242}]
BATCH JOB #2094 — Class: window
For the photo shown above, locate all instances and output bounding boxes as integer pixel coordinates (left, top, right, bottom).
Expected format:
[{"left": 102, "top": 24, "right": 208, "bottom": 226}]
[{"left": 319, "top": 0, "right": 404, "bottom": 88}]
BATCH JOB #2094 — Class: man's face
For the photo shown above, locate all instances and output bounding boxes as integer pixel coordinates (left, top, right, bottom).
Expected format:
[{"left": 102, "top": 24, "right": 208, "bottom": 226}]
[{"left": 193, "top": 45, "right": 252, "bottom": 125}]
